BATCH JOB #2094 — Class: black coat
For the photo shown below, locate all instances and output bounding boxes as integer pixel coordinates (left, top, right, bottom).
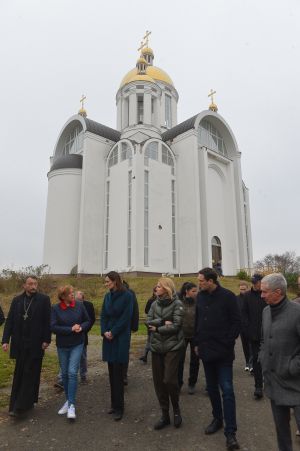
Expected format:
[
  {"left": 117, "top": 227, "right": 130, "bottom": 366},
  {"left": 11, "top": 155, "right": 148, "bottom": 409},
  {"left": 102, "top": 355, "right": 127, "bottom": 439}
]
[
  {"left": 128, "top": 289, "right": 139, "bottom": 332},
  {"left": 1, "top": 292, "right": 51, "bottom": 359},
  {"left": 195, "top": 284, "right": 241, "bottom": 363},
  {"left": 242, "top": 288, "right": 267, "bottom": 341},
  {"left": 83, "top": 300, "right": 96, "bottom": 345},
  {"left": 0, "top": 305, "right": 4, "bottom": 326}
]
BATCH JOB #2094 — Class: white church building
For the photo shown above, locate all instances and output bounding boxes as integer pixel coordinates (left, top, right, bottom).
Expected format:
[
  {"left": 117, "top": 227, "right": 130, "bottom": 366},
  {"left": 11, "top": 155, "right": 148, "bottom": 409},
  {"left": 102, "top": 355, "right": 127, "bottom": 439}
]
[{"left": 43, "top": 38, "right": 253, "bottom": 276}]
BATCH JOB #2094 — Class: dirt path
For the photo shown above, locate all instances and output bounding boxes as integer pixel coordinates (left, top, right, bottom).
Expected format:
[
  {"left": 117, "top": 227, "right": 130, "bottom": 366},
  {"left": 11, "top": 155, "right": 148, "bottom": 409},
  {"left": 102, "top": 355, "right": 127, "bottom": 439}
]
[{"left": 0, "top": 338, "right": 298, "bottom": 451}]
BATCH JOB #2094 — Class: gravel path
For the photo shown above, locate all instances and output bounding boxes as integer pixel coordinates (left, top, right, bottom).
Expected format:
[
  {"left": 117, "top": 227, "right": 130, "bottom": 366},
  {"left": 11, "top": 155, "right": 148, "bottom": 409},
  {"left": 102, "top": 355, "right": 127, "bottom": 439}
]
[{"left": 0, "top": 338, "right": 298, "bottom": 451}]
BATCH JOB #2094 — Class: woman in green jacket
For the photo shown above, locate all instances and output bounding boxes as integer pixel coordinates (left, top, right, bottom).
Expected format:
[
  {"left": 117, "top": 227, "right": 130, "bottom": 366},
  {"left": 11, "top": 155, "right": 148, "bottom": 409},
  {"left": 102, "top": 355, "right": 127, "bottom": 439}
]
[{"left": 147, "top": 277, "right": 184, "bottom": 430}]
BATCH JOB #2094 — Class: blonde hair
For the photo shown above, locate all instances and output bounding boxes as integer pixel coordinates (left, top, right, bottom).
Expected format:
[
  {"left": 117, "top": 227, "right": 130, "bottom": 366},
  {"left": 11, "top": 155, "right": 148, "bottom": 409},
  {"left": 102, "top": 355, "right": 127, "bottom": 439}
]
[
  {"left": 58, "top": 285, "right": 74, "bottom": 301},
  {"left": 157, "top": 277, "right": 176, "bottom": 299}
]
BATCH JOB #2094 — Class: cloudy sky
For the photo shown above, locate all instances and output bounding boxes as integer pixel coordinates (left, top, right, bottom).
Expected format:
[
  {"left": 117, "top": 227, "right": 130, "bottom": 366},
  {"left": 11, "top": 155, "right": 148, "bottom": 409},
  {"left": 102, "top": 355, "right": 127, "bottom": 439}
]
[{"left": 0, "top": 0, "right": 299, "bottom": 270}]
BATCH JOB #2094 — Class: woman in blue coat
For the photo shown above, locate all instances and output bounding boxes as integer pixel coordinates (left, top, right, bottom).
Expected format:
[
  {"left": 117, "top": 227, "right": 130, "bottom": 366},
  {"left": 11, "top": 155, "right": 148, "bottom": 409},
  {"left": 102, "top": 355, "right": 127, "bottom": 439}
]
[{"left": 101, "top": 271, "right": 133, "bottom": 421}]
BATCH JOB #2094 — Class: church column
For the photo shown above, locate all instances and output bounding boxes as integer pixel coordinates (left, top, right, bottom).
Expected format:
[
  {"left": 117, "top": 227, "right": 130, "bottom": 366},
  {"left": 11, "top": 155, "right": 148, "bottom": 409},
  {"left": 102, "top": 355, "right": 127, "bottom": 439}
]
[
  {"left": 161, "top": 92, "right": 166, "bottom": 128},
  {"left": 143, "top": 89, "right": 152, "bottom": 125},
  {"left": 121, "top": 95, "right": 129, "bottom": 129},
  {"left": 116, "top": 95, "right": 122, "bottom": 130},
  {"left": 171, "top": 96, "right": 177, "bottom": 127},
  {"left": 129, "top": 89, "right": 136, "bottom": 126},
  {"left": 198, "top": 147, "right": 210, "bottom": 267}
]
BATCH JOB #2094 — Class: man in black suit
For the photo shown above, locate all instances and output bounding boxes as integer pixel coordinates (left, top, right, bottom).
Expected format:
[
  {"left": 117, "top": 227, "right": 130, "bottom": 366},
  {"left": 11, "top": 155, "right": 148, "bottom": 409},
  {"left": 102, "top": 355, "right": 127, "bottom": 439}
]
[
  {"left": 75, "top": 291, "right": 95, "bottom": 382},
  {"left": 1, "top": 276, "right": 51, "bottom": 416}
]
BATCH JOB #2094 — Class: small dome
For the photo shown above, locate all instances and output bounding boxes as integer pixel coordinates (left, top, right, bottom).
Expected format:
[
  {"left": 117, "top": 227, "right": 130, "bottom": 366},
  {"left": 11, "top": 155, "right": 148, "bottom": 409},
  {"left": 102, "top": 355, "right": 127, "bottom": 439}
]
[
  {"left": 137, "top": 57, "right": 147, "bottom": 65},
  {"left": 141, "top": 47, "right": 154, "bottom": 56},
  {"left": 120, "top": 66, "right": 173, "bottom": 88}
]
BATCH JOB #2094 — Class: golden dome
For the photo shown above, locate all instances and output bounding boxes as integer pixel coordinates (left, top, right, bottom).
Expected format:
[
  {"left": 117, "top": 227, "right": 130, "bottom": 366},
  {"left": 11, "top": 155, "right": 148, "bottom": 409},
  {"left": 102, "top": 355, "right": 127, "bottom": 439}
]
[
  {"left": 141, "top": 46, "right": 154, "bottom": 56},
  {"left": 125, "top": 73, "right": 155, "bottom": 84},
  {"left": 78, "top": 107, "right": 87, "bottom": 117},
  {"left": 120, "top": 66, "right": 173, "bottom": 88},
  {"left": 209, "top": 102, "right": 218, "bottom": 113},
  {"left": 137, "top": 57, "right": 147, "bottom": 65}
]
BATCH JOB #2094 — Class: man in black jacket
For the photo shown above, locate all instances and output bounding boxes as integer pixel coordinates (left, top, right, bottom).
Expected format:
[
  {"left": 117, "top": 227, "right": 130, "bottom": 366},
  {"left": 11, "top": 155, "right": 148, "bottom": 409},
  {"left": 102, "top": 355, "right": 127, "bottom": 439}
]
[
  {"left": 75, "top": 291, "right": 95, "bottom": 382},
  {"left": 242, "top": 273, "right": 266, "bottom": 400},
  {"left": 1, "top": 276, "right": 51, "bottom": 416},
  {"left": 195, "top": 268, "right": 241, "bottom": 451}
]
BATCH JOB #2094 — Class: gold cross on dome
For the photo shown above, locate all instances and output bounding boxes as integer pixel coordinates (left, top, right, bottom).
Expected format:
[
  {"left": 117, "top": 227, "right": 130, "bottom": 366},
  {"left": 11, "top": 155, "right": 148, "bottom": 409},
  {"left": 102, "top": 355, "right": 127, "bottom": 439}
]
[
  {"left": 138, "top": 40, "right": 145, "bottom": 52},
  {"left": 143, "top": 30, "right": 151, "bottom": 46},
  {"left": 208, "top": 89, "right": 216, "bottom": 103},
  {"left": 80, "top": 94, "right": 86, "bottom": 109}
]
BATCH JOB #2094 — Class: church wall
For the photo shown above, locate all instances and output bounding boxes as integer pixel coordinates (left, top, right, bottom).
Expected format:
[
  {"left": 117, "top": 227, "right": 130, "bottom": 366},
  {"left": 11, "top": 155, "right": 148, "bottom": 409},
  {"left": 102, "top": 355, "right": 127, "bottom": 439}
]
[
  {"left": 106, "top": 161, "right": 130, "bottom": 272},
  {"left": 77, "top": 135, "right": 109, "bottom": 274},
  {"left": 171, "top": 133, "right": 203, "bottom": 273},
  {"left": 206, "top": 159, "right": 239, "bottom": 275},
  {"left": 146, "top": 162, "right": 173, "bottom": 273},
  {"left": 43, "top": 169, "right": 82, "bottom": 274}
]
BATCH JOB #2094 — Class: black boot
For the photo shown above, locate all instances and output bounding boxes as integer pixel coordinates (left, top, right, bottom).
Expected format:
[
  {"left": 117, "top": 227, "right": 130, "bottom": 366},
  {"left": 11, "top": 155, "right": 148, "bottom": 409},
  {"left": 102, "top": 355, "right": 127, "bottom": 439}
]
[
  {"left": 173, "top": 407, "right": 182, "bottom": 428},
  {"left": 226, "top": 434, "right": 240, "bottom": 450},
  {"left": 139, "top": 351, "right": 148, "bottom": 363},
  {"left": 154, "top": 411, "right": 170, "bottom": 430}
]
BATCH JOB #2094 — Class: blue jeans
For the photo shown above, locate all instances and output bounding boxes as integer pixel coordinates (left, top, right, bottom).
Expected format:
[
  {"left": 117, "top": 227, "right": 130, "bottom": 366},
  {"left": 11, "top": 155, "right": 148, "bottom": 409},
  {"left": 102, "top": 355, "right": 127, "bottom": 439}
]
[
  {"left": 57, "top": 345, "right": 87, "bottom": 382},
  {"left": 80, "top": 345, "right": 87, "bottom": 378},
  {"left": 203, "top": 361, "right": 237, "bottom": 436},
  {"left": 57, "top": 343, "right": 84, "bottom": 405}
]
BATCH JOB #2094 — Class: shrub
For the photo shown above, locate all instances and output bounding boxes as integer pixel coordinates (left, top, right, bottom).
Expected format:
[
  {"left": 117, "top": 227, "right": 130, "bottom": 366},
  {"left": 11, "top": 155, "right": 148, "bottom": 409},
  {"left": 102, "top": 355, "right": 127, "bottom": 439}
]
[{"left": 236, "top": 270, "right": 251, "bottom": 281}]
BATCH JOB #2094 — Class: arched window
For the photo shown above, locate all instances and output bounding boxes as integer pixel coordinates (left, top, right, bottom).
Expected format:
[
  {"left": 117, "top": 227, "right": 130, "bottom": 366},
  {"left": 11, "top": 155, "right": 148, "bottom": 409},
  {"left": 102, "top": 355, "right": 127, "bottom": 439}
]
[
  {"left": 62, "top": 126, "right": 84, "bottom": 156},
  {"left": 211, "top": 236, "right": 222, "bottom": 275},
  {"left": 121, "top": 142, "right": 132, "bottom": 162},
  {"left": 108, "top": 147, "right": 118, "bottom": 169},
  {"left": 198, "top": 120, "right": 227, "bottom": 156},
  {"left": 144, "top": 141, "right": 158, "bottom": 165},
  {"left": 162, "top": 145, "right": 175, "bottom": 175}
]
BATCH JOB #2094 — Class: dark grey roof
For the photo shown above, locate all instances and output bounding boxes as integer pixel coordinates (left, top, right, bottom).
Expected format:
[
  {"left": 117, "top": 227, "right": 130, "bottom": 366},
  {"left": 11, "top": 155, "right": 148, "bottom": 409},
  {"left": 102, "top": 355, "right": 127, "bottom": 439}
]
[
  {"left": 84, "top": 118, "right": 121, "bottom": 142},
  {"left": 162, "top": 114, "right": 198, "bottom": 142},
  {"left": 50, "top": 154, "right": 83, "bottom": 172}
]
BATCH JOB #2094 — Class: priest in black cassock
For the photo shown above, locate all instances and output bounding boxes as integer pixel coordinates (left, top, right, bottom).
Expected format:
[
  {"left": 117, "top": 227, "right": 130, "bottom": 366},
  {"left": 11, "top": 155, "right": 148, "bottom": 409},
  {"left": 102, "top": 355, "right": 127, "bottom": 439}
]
[{"left": 1, "top": 276, "right": 51, "bottom": 416}]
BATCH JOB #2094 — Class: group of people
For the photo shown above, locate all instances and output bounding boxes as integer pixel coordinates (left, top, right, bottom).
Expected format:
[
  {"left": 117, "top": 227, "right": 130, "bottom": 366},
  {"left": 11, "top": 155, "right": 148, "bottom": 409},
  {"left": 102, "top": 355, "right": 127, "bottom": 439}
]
[{"left": 1, "top": 270, "right": 300, "bottom": 451}]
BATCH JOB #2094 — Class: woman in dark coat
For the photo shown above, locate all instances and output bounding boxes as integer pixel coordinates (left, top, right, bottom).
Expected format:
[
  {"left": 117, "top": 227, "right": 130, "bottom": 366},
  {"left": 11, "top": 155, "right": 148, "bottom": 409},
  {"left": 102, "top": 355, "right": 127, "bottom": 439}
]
[
  {"left": 101, "top": 271, "right": 133, "bottom": 421},
  {"left": 147, "top": 277, "right": 184, "bottom": 430}
]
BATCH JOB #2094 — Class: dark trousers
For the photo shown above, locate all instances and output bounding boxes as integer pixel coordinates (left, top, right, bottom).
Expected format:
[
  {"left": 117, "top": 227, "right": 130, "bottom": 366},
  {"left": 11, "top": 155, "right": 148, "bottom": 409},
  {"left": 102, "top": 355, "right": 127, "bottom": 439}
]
[
  {"left": 270, "top": 401, "right": 294, "bottom": 451},
  {"left": 108, "top": 362, "right": 124, "bottom": 413},
  {"left": 152, "top": 351, "right": 181, "bottom": 412},
  {"left": 250, "top": 340, "right": 263, "bottom": 388},
  {"left": 178, "top": 338, "right": 200, "bottom": 387},
  {"left": 203, "top": 361, "right": 237, "bottom": 436},
  {"left": 240, "top": 333, "right": 252, "bottom": 366}
]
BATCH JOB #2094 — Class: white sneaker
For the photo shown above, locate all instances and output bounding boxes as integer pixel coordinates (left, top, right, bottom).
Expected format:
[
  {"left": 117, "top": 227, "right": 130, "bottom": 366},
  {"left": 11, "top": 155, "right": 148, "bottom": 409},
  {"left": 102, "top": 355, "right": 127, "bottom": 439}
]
[
  {"left": 67, "top": 404, "right": 76, "bottom": 419},
  {"left": 58, "top": 401, "right": 68, "bottom": 415}
]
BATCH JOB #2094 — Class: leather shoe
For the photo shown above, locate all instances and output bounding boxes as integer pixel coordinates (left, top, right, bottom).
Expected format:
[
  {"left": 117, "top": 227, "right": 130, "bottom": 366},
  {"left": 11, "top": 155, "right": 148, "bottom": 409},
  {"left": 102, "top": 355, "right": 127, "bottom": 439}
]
[
  {"left": 113, "top": 410, "right": 123, "bottom": 421},
  {"left": 188, "top": 385, "right": 196, "bottom": 395},
  {"left": 174, "top": 410, "right": 182, "bottom": 428},
  {"left": 226, "top": 434, "right": 240, "bottom": 450},
  {"left": 154, "top": 414, "right": 171, "bottom": 430},
  {"left": 205, "top": 418, "right": 223, "bottom": 434},
  {"left": 254, "top": 387, "right": 263, "bottom": 399}
]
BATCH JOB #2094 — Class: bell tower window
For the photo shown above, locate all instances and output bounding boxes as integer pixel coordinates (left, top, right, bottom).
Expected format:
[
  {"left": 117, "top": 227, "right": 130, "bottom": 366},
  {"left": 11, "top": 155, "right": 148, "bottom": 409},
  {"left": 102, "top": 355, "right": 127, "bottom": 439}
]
[{"left": 137, "top": 95, "right": 144, "bottom": 124}]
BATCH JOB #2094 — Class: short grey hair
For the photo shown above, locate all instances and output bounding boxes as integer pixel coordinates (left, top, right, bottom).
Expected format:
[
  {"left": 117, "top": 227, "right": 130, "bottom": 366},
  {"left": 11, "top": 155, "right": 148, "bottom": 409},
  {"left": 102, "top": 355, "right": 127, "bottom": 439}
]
[{"left": 261, "top": 273, "right": 287, "bottom": 295}]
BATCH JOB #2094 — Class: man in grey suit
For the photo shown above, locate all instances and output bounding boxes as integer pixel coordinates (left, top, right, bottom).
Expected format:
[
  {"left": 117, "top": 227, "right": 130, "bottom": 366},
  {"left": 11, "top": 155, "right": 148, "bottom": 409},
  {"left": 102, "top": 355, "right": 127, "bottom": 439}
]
[{"left": 260, "top": 273, "right": 300, "bottom": 451}]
